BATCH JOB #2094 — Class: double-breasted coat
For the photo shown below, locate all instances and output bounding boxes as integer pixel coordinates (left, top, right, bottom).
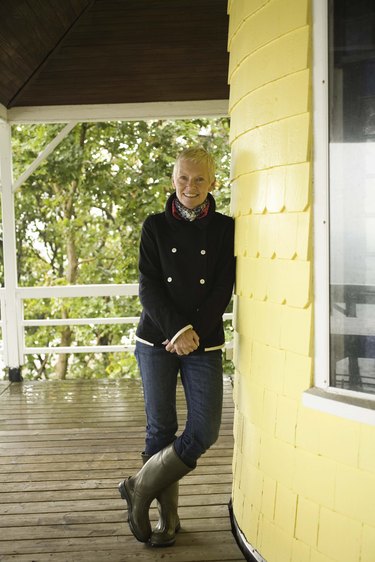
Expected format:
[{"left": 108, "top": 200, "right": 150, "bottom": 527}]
[{"left": 135, "top": 192, "right": 235, "bottom": 352}]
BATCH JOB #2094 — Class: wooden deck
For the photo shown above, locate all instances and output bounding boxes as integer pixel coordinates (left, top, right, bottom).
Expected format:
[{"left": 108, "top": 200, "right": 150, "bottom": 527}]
[{"left": 0, "top": 376, "right": 244, "bottom": 562}]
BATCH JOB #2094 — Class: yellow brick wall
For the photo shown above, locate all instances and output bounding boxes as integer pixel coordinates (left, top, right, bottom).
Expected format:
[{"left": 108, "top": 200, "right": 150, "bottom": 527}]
[{"left": 228, "top": 1, "right": 375, "bottom": 561}]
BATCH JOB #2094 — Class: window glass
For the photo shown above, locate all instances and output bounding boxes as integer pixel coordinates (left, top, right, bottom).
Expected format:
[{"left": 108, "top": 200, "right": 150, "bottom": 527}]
[{"left": 329, "top": 0, "right": 375, "bottom": 393}]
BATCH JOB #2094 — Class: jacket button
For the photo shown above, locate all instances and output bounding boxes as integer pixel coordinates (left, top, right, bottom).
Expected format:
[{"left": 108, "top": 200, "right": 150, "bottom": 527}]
[
  {"left": 167, "top": 277, "right": 172, "bottom": 282},
  {"left": 199, "top": 279, "right": 205, "bottom": 285},
  {"left": 171, "top": 248, "right": 177, "bottom": 253},
  {"left": 200, "top": 249, "right": 206, "bottom": 255}
]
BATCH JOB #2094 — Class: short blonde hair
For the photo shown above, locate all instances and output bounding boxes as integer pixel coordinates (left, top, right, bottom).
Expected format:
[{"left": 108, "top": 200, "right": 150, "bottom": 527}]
[{"left": 173, "top": 147, "right": 216, "bottom": 183}]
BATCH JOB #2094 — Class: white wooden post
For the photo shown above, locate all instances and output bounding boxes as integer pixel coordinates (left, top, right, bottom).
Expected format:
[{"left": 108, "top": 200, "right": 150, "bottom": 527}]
[{"left": 0, "top": 122, "right": 22, "bottom": 380}]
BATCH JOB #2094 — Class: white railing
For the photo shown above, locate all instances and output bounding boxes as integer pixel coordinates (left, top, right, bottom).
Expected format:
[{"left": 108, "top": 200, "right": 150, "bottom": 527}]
[
  {"left": 0, "top": 284, "right": 233, "bottom": 362},
  {"left": 17, "top": 284, "right": 139, "bottom": 356},
  {"left": 0, "top": 288, "right": 5, "bottom": 363}
]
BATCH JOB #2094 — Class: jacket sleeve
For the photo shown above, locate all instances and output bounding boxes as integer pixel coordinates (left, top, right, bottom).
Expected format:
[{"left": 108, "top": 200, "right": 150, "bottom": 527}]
[
  {"left": 192, "top": 218, "right": 235, "bottom": 339},
  {"left": 138, "top": 216, "right": 190, "bottom": 340}
]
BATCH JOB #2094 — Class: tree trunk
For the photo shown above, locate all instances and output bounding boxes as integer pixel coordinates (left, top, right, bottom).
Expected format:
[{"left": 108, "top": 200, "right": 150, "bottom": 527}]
[
  {"left": 55, "top": 325, "right": 72, "bottom": 379},
  {"left": 55, "top": 125, "right": 87, "bottom": 379},
  {"left": 55, "top": 183, "right": 80, "bottom": 379}
]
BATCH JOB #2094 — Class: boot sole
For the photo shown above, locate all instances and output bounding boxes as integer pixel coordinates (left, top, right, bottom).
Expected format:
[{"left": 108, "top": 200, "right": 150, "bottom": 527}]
[
  {"left": 118, "top": 480, "right": 150, "bottom": 543},
  {"left": 149, "top": 522, "right": 181, "bottom": 548}
]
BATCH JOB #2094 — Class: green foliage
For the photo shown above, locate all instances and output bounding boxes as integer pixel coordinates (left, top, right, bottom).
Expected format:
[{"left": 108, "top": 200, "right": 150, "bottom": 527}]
[{"left": 9, "top": 118, "right": 232, "bottom": 379}]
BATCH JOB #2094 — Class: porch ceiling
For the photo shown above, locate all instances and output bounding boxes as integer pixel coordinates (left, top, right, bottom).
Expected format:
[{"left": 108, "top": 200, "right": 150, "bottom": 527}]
[{"left": 0, "top": 0, "right": 229, "bottom": 110}]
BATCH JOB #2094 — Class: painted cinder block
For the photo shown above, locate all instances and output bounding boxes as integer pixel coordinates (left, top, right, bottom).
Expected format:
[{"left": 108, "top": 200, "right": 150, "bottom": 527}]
[
  {"left": 246, "top": 215, "right": 262, "bottom": 258},
  {"left": 230, "top": 69, "right": 310, "bottom": 143},
  {"left": 227, "top": 0, "right": 269, "bottom": 49},
  {"left": 274, "top": 524, "right": 294, "bottom": 562},
  {"left": 268, "top": 259, "right": 311, "bottom": 308},
  {"left": 240, "top": 463, "right": 264, "bottom": 511},
  {"left": 229, "top": 0, "right": 310, "bottom": 78},
  {"left": 234, "top": 215, "right": 247, "bottom": 257},
  {"left": 280, "top": 304, "right": 312, "bottom": 356},
  {"left": 234, "top": 214, "right": 261, "bottom": 259},
  {"left": 317, "top": 507, "right": 362, "bottom": 562},
  {"left": 275, "top": 394, "right": 299, "bottom": 445},
  {"left": 283, "top": 350, "right": 312, "bottom": 399},
  {"left": 229, "top": 27, "right": 310, "bottom": 110},
  {"left": 249, "top": 339, "right": 267, "bottom": 387},
  {"left": 296, "top": 210, "right": 311, "bottom": 260},
  {"left": 295, "top": 495, "right": 320, "bottom": 546},
  {"left": 241, "top": 420, "right": 262, "bottom": 469},
  {"left": 285, "top": 162, "right": 311, "bottom": 212},
  {"left": 266, "top": 166, "right": 286, "bottom": 213},
  {"left": 293, "top": 449, "right": 336, "bottom": 508},
  {"left": 230, "top": 181, "right": 242, "bottom": 218},
  {"left": 358, "top": 424, "right": 375, "bottom": 472},
  {"left": 263, "top": 344, "right": 286, "bottom": 394},
  {"left": 251, "top": 171, "right": 268, "bottom": 214},
  {"left": 335, "top": 465, "right": 375, "bottom": 527},
  {"left": 253, "top": 257, "right": 271, "bottom": 300},
  {"left": 261, "top": 474, "right": 277, "bottom": 521},
  {"left": 235, "top": 377, "right": 254, "bottom": 421},
  {"left": 274, "top": 482, "right": 298, "bottom": 535},
  {"left": 231, "top": 174, "right": 265, "bottom": 216},
  {"left": 233, "top": 403, "right": 244, "bottom": 449},
  {"left": 260, "top": 434, "right": 297, "bottom": 489},
  {"left": 361, "top": 524, "right": 375, "bottom": 562},
  {"left": 231, "top": 172, "right": 267, "bottom": 214},
  {"left": 243, "top": 381, "right": 264, "bottom": 427},
  {"left": 251, "top": 340, "right": 285, "bottom": 393},
  {"left": 234, "top": 258, "right": 245, "bottom": 297},
  {"left": 231, "top": 113, "right": 311, "bottom": 177},
  {"left": 253, "top": 301, "right": 283, "bottom": 349},
  {"left": 240, "top": 257, "right": 257, "bottom": 298},
  {"left": 274, "top": 213, "right": 299, "bottom": 259},
  {"left": 296, "top": 407, "right": 360, "bottom": 467},
  {"left": 262, "top": 389, "right": 278, "bottom": 435},
  {"left": 310, "top": 550, "right": 334, "bottom": 562},
  {"left": 234, "top": 332, "right": 253, "bottom": 377},
  {"left": 242, "top": 502, "right": 262, "bottom": 551},
  {"left": 259, "top": 518, "right": 278, "bottom": 562},
  {"left": 291, "top": 538, "right": 312, "bottom": 562},
  {"left": 232, "top": 480, "right": 246, "bottom": 524},
  {"left": 234, "top": 295, "right": 253, "bottom": 336},
  {"left": 259, "top": 214, "right": 279, "bottom": 258}
]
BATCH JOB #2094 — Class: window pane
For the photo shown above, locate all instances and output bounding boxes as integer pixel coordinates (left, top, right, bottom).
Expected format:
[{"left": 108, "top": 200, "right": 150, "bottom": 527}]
[{"left": 329, "top": 0, "right": 375, "bottom": 393}]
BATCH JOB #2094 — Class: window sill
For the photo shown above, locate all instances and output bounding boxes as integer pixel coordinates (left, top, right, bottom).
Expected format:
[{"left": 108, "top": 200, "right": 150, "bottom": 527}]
[{"left": 303, "top": 387, "right": 375, "bottom": 426}]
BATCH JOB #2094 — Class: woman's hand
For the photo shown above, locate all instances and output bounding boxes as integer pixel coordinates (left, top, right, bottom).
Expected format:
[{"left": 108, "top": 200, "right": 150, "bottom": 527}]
[{"left": 164, "top": 329, "right": 200, "bottom": 355}]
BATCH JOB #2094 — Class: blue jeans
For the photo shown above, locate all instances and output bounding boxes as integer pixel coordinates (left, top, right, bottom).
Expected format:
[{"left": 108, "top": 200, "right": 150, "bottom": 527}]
[{"left": 135, "top": 341, "right": 223, "bottom": 468}]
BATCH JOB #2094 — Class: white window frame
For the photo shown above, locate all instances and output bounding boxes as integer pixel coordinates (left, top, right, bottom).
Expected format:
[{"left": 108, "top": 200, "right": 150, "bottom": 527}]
[{"left": 303, "top": 0, "right": 375, "bottom": 425}]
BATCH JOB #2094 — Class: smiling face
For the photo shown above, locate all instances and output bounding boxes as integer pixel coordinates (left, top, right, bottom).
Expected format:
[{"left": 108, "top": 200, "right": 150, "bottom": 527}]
[{"left": 172, "top": 158, "right": 216, "bottom": 209}]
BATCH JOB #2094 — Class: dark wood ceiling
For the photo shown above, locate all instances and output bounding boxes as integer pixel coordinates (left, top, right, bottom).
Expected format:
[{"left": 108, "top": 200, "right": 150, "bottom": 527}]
[{"left": 0, "top": 0, "right": 229, "bottom": 109}]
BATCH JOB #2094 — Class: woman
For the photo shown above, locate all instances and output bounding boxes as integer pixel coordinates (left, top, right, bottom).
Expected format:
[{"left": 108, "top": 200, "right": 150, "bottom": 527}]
[{"left": 119, "top": 146, "right": 235, "bottom": 547}]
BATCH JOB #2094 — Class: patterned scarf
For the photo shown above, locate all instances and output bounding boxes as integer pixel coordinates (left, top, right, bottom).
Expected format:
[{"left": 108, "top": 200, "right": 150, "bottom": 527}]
[{"left": 173, "top": 197, "right": 210, "bottom": 221}]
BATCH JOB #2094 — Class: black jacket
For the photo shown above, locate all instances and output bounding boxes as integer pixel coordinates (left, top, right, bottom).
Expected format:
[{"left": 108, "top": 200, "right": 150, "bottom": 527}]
[{"left": 135, "top": 192, "right": 235, "bottom": 352}]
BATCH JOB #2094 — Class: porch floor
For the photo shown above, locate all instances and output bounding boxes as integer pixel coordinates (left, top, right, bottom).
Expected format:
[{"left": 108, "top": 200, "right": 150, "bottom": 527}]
[{"left": 0, "top": 376, "right": 244, "bottom": 562}]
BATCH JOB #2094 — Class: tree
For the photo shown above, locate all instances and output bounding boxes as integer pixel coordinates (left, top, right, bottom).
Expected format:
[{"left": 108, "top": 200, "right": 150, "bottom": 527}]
[{"left": 10, "top": 118, "right": 231, "bottom": 379}]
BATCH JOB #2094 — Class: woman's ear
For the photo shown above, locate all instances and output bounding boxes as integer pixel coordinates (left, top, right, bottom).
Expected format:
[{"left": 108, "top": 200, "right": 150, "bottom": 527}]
[{"left": 209, "top": 178, "right": 216, "bottom": 191}]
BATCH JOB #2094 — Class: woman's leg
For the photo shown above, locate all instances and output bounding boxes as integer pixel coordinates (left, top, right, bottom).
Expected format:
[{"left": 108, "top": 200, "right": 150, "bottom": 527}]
[
  {"left": 174, "top": 350, "right": 223, "bottom": 468},
  {"left": 135, "top": 341, "right": 180, "bottom": 456}
]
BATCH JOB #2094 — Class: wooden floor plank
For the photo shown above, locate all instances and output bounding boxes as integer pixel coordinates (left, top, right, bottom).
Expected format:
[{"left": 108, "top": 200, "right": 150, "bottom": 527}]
[{"left": 0, "top": 376, "right": 243, "bottom": 561}]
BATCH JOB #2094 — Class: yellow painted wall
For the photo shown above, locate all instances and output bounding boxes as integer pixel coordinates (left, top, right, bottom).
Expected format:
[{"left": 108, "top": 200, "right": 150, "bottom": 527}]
[{"left": 228, "top": 1, "right": 375, "bottom": 561}]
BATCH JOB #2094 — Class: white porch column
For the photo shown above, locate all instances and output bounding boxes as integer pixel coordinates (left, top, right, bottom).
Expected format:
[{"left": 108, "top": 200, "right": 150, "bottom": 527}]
[{"left": 0, "top": 122, "right": 22, "bottom": 381}]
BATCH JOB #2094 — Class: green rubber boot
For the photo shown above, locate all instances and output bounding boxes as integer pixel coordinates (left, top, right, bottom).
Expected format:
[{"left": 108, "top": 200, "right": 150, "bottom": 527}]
[
  {"left": 142, "top": 453, "right": 181, "bottom": 547},
  {"left": 118, "top": 443, "right": 191, "bottom": 543}
]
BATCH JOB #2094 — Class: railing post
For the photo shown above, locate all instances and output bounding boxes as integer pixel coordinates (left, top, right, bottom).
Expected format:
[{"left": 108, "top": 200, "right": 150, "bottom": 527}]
[{"left": 0, "top": 122, "right": 23, "bottom": 381}]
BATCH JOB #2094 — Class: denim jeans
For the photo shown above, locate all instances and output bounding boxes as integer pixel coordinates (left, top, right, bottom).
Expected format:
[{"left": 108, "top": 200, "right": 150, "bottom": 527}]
[{"left": 135, "top": 341, "right": 223, "bottom": 468}]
